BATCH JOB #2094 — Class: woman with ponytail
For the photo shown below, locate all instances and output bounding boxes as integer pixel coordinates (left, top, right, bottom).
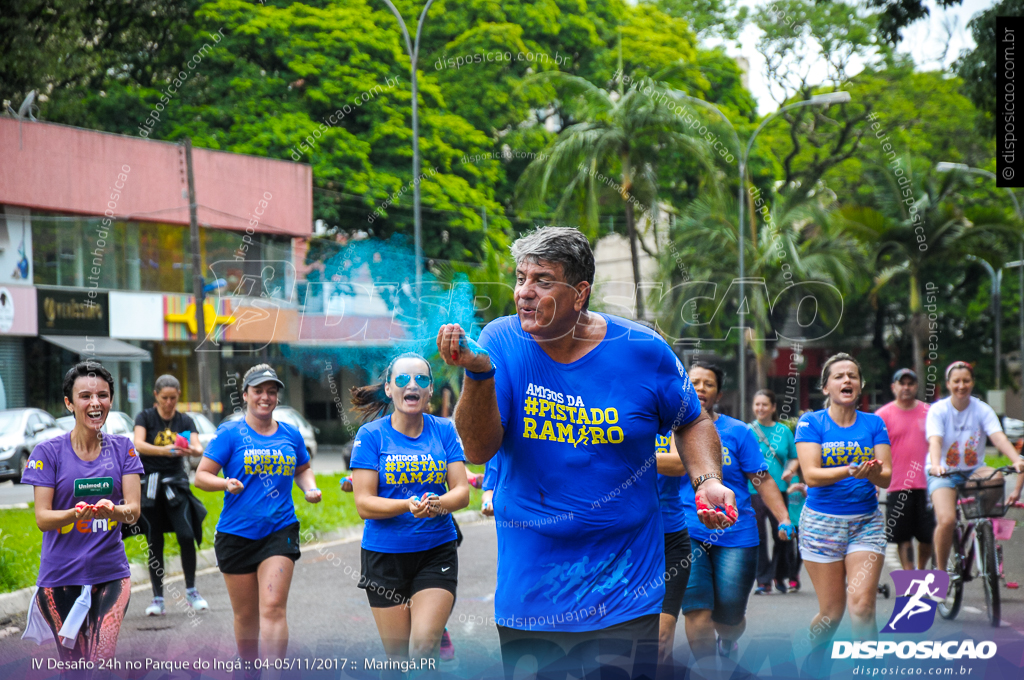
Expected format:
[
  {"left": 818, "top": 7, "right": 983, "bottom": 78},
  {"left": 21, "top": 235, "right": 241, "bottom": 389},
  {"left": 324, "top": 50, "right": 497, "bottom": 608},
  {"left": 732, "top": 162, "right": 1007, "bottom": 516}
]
[{"left": 349, "top": 352, "right": 470, "bottom": 670}]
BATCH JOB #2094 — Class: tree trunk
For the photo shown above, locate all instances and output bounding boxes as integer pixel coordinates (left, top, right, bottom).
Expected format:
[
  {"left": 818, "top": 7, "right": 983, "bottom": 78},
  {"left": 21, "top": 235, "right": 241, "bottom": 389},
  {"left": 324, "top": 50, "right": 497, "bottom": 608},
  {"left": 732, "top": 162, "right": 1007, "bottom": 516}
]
[
  {"left": 624, "top": 189, "right": 645, "bottom": 319},
  {"left": 909, "top": 272, "right": 926, "bottom": 400}
]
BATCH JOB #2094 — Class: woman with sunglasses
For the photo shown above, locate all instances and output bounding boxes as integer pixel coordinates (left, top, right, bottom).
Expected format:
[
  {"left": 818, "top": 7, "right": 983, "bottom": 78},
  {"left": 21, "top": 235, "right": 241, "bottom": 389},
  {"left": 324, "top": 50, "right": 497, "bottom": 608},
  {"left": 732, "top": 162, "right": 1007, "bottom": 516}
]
[
  {"left": 349, "top": 352, "right": 470, "bottom": 669},
  {"left": 927, "top": 361, "right": 1024, "bottom": 577}
]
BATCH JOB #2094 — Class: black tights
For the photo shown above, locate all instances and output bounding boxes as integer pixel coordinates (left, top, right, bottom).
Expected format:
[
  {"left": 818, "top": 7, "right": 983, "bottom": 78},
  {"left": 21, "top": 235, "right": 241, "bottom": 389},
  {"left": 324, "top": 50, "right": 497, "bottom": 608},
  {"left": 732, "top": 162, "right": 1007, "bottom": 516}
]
[{"left": 148, "top": 531, "right": 197, "bottom": 596}]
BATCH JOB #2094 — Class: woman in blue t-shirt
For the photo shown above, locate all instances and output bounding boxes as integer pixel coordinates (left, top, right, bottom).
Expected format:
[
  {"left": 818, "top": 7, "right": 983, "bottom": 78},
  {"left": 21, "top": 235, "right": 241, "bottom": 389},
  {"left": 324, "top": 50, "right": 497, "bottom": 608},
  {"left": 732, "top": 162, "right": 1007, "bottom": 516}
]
[
  {"left": 679, "top": 361, "right": 792, "bottom": 660},
  {"left": 349, "top": 352, "right": 470, "bottom": 665},
  {"left": 794, "top": 353, "right": 892, "bottom": 644},
  {"left": 195, "top": 364, "right": 321, "bottom": 680}
]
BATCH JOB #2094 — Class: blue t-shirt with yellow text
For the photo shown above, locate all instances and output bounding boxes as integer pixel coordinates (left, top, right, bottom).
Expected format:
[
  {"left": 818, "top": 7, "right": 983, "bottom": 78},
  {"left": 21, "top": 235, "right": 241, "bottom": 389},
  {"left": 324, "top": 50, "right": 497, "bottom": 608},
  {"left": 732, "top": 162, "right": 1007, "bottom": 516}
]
[
  {"left": 480, "top": 313, "right": 702, "bottom": 632},
  {"left": 794, "top": 410, "right": 890, "bottom": 516},
  {"left": 204, "top": 419, "right": 309, "bottom": 540},
  {"left": 680, "top": 414, "right": 766, "bottom": 548},
  {"left": 656, "top": 433, "right": 687, "bottom": 534},
  {"left": 350, "top": 414, "right": 465, "bottom": 553}
]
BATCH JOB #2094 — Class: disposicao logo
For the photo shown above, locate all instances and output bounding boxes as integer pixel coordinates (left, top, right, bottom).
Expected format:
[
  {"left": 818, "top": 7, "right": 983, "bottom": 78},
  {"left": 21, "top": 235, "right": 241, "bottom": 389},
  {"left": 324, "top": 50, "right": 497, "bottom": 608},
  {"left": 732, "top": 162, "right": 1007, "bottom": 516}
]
[
  {"left": 881, "top": 569, "right": 947, "bottom": 633},
  {"left": 832, "top": 569, "right": 997, "bottom": 660}
]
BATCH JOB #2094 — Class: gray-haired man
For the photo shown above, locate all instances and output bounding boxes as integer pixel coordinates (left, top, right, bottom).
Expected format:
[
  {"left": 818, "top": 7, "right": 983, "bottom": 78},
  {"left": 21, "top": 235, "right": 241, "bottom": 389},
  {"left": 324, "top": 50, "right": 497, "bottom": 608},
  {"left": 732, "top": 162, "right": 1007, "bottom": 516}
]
[{"left": 436, "top": 226, "right": 735, "bottom": 674}]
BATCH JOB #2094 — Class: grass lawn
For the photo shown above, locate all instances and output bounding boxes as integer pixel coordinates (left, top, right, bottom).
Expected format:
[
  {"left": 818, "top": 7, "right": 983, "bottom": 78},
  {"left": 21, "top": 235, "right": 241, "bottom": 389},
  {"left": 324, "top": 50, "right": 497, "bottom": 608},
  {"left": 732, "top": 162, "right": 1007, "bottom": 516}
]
[{"left": 0, "top": 467, "right": 486, "bottom": 595}]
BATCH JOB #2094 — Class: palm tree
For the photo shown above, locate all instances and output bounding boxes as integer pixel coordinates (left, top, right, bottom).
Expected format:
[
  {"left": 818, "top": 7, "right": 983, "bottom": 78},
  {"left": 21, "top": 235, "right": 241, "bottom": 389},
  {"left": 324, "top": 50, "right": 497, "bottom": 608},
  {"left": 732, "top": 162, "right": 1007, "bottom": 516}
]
[
  {"left": 659, "top": 188, "right": 861, "bottom": 388},
  {"left": 841, "top": 158, "right": 1015, "bottom": 396},
  {"left": 516, "top": 71, "right": 715, "bottom": 319}
]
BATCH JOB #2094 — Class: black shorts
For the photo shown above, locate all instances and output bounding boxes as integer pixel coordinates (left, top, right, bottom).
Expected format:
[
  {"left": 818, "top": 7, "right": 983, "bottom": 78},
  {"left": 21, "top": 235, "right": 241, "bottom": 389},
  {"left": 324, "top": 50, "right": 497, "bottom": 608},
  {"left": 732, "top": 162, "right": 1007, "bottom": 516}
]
[
  {"left": 662, "top": 528, "right": 692, "bottom": 616},
  {"left": 498, "top": 614, "right": 659, "bottom": 680},
  {"left": 886, "top": 489, "right": 935, "bottom": 544},
  {"left": 359, "top": 540, "right": 458, "bottom": 608},
  {"left": 215, "top": 522, "right": 301, "bottom": 574}
]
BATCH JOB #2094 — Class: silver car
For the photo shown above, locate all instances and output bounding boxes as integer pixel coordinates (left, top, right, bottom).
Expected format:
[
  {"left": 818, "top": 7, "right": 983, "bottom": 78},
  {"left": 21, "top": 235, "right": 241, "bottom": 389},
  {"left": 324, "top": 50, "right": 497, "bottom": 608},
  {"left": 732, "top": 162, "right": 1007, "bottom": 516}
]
[
  {"left": 223, "top": 406, "right": 319, "bottom": 458},
  {"left": 0, "top": 408, "right": 66, "bottom": 482}
]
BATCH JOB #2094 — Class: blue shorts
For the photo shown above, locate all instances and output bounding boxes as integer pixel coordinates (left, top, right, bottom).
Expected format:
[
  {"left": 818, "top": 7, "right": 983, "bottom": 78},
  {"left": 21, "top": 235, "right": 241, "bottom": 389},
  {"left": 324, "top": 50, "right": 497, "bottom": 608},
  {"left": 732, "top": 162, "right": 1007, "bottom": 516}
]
[
  {"left": 681, "top": 544, "right": 757, "bottom": 626},
  {"left": 927, "top": 470, "right": 972, "bottom": 497},
  {"left": 799, "top": 507, "right": 886, "bottom": 563}
]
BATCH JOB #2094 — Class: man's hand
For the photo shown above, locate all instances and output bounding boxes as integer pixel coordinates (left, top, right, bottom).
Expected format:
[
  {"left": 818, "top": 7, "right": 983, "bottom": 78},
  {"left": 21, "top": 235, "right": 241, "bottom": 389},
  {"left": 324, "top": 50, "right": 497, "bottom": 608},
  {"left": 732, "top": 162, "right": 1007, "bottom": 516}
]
[
  {"left": 225, "top": 478, "right": 244, "bottom": 495},
  {"left": 777, "top": 522, "right": 795, "bottom": 542},
  {"left": 695, "top": 479, "right": 737, "bottom": 530},
  {"left": 436, "top": 324, "right": 491, "bottom": 372},
  {"left": 304, "top": 488, "right": 322, "bottom": 504}
]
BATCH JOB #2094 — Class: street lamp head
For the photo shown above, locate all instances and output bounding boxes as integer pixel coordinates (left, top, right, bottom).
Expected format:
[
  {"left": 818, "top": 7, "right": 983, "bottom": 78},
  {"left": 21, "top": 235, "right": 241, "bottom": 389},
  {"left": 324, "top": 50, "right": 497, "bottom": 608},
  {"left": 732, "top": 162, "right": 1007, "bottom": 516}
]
[
  {"left": 810, "top": 91, "right": 851, "bottom": 105},
  {"left": 936, "top": 162, "right": 971, "bottom": 173}
]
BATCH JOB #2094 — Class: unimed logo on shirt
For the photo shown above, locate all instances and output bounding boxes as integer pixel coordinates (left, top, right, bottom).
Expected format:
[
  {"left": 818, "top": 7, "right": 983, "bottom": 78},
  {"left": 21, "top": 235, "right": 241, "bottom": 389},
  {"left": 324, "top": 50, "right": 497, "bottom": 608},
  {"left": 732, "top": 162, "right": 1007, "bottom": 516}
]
[{"left": 73, "top": 477, "right": 113, "bottom": 497}]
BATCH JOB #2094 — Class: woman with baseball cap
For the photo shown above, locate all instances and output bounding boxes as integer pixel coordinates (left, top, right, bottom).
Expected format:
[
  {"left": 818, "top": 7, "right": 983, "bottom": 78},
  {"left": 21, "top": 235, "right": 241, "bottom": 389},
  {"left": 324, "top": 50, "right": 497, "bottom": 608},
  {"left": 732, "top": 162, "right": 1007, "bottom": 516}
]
[
  {"left": 195, "top": 364, "right": 321, "bottom": 680},
  {"left": 348, "top": 352, "right": 470, "bottom": 668}
]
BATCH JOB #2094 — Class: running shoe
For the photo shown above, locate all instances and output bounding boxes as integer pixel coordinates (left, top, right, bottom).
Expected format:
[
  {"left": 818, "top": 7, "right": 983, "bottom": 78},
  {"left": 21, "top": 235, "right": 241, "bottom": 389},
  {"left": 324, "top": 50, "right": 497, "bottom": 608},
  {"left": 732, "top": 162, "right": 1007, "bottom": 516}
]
[
  {"left": 186, "top": 588, "right": 210, "bottom": 611},
  {"left": 788, "top": 579, "right": 800, "bottom": 592},
  {"left": 440, "top": 628, "right": 455, "bottom": 661},
  {"left": 145, "top": 597, "right": 165, "bottom": 616},
  {"left": 775, "top": 579, "right": 788, "bottom": 594},
  {"left": 754, "top": 585, "right": 771, "bottom": 596},
  {"left": 717, "top": 637, "right": 738, "bottom": 658}
]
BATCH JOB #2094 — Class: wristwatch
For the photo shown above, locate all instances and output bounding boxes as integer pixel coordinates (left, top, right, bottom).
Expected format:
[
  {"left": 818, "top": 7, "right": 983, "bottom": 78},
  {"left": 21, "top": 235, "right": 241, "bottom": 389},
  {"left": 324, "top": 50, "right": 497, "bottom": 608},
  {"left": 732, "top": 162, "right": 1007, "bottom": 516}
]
[{"left": 691, "top": 472, "right": 723, "bottom": 491}]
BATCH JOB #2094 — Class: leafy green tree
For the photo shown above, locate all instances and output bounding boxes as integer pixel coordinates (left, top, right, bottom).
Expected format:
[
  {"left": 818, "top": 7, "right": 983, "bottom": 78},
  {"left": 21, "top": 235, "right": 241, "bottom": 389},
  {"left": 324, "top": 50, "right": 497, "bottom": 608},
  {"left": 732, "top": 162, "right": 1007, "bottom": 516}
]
[
  {"left": 648, "top": 0, "right": 750, "bottom": 41},
  {"left": 955, "top": 0, "right": 1024, "bottom": 138},
  {"left": 516, "top": 71, "right": 716, "bottom": 319},
  {"left": 841, "top": 162, "right": 1014, "bottom": 395},
  {"left": 659, "top": 190, "right": 860, "bottom": 388}
]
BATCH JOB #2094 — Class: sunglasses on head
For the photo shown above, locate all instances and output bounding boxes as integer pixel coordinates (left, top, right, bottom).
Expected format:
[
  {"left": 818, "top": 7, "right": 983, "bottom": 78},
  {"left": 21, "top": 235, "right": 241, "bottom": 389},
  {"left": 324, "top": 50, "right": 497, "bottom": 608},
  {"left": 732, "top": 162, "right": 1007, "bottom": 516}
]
[{"left": 394, "top": 374, "right": 431, "bottom": 389}]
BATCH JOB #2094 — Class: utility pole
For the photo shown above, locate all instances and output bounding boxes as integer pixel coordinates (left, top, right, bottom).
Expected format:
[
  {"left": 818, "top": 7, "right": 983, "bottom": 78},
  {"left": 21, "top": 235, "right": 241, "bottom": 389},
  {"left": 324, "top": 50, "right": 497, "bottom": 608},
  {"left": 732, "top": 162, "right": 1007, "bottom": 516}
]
[{"left": 184, "top": 138, "right": 212, "bottom": 419}]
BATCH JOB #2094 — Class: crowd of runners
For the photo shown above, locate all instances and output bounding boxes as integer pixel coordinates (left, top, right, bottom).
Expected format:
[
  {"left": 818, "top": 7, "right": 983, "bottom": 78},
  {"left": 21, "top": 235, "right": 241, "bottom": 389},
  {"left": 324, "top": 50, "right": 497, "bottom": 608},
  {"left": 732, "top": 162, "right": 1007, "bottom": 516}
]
[{"left": 17, "top": 226, "right": 1024, "bottom": 680}]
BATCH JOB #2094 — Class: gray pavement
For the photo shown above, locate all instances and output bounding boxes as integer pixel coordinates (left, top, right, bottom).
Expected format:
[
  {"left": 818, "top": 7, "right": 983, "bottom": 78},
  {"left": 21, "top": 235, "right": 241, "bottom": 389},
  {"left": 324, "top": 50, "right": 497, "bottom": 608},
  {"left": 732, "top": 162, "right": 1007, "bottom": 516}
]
[{"left": 2, "top": 512, "right": 1024, "bottom": 679}]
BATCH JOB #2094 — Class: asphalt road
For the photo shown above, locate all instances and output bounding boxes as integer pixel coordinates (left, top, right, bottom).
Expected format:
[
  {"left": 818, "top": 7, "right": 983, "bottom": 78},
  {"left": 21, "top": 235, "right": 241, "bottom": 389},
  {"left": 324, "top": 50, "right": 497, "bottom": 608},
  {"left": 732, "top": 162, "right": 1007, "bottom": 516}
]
[{"left": 3, "top": 511, "right": 1024, "bottom": 680}]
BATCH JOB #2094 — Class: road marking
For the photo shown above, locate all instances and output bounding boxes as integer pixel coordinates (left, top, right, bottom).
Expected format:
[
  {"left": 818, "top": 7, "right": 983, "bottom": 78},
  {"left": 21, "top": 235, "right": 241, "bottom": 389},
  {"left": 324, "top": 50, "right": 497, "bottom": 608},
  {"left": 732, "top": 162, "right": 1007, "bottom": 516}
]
[{"left": 962, "top": 605, "right": 983, "bottom": 614}]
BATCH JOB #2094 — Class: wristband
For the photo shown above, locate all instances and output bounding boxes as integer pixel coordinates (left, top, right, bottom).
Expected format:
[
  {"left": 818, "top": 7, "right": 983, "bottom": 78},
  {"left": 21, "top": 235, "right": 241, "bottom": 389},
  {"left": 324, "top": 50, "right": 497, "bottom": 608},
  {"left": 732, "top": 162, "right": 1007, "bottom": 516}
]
[
  {"left": 691, "top": 472, "right": 722, "bottom": 491},
  {"left": 465, "top": 365, "right": 496, "bottom": 381},
  {"left": 307, "top": 488, "right": 320, "bottom": 493}
]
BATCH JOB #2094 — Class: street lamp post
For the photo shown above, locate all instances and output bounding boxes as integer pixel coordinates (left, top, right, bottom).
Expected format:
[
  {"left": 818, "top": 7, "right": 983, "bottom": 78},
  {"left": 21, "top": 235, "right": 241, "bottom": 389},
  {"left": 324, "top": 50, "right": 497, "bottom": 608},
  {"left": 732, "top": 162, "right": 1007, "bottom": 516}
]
[
  {"left": 674, "top": 91, "right": 850, "bottom": 420},
  {"left": 938, "top": 163, "right": 1023, "bottom": 400},
  {"left": 381, "top": 0, "right": 436, "bottom": 297}
]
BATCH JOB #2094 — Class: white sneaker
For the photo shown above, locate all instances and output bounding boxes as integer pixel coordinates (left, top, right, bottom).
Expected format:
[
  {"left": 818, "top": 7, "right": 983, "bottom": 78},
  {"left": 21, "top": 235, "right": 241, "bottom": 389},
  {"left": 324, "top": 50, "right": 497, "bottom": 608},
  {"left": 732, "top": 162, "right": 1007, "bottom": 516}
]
[
  {"left": 185, "top": 588, "right": 209, "bottom": 611},
  {"left": 145, "top": 597, "right": 165, "bottom": 616}
]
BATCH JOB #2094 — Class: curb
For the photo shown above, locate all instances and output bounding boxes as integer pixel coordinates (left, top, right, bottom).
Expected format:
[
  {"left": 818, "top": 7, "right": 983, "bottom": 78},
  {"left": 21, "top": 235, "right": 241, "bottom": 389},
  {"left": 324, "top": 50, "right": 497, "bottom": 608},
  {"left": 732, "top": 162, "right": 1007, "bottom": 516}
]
[{"left": 0, "top": 510, "right": 485, "bottom": 621}]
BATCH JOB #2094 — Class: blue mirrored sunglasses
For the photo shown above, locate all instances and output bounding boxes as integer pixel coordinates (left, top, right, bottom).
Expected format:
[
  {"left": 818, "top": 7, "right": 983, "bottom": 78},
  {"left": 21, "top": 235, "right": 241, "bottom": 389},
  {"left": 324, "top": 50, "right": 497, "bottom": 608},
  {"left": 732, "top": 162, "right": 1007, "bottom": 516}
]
[{"left": 394, "top": 374, "right": 431, "bottom": 388}]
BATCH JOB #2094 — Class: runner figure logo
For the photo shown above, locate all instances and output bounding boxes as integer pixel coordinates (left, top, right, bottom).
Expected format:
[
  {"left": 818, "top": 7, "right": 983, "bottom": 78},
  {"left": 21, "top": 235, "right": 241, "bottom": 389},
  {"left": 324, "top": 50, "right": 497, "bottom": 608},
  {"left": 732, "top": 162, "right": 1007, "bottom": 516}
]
[{"left": 881, "top": 570, "right": 949, "bottom": 633}]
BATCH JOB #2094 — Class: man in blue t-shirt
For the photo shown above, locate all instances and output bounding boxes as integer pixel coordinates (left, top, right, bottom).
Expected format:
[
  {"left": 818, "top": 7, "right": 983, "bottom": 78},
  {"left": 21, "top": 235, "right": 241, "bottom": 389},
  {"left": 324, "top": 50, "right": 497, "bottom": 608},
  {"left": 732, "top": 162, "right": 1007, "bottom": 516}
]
[{"left": 436, "top": 226, "right": 736, "bottom": 675}]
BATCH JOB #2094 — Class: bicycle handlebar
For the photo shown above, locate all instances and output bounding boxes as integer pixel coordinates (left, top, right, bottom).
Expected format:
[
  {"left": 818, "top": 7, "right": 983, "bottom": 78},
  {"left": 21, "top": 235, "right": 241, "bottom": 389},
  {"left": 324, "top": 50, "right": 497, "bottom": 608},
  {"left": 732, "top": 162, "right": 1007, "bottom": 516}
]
[{"left": 934, "top": 465, "right": 1019, "bottom": 480}]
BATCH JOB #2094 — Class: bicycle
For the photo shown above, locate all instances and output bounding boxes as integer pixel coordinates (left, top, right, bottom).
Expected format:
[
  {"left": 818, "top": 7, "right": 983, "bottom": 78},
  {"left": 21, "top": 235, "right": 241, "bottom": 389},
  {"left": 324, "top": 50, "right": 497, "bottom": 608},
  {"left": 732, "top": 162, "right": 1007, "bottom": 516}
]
[{"left": 933, "top": 466, "right": 1019, "bottom": 627}]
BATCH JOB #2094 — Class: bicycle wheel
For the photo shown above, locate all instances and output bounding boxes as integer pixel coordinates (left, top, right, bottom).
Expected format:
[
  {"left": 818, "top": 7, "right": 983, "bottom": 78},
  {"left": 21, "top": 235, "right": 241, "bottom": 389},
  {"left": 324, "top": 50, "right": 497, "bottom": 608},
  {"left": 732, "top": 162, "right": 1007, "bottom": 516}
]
[
  {"left": 977, "top": 522, "right": 1000, "bottom": 627},
  {"left": 937, "top": 529, "right": 964, "bottom": 620}
]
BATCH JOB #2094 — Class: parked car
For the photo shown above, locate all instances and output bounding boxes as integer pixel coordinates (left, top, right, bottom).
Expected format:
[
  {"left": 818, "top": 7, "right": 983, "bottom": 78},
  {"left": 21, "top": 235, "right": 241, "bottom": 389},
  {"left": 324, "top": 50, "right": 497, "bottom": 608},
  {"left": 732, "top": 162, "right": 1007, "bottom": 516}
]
[
  {"left": 0, "top": 408, "right": 66, "bottom": 482},
  {"left": 189, "top": 412, "right": 218, "bottom": 450},
  {"left": 223, "top": 405, "right": 319, "bottom": 458},
  {"left": 57, "top": 411, "right": 136, "bottom": 436}
]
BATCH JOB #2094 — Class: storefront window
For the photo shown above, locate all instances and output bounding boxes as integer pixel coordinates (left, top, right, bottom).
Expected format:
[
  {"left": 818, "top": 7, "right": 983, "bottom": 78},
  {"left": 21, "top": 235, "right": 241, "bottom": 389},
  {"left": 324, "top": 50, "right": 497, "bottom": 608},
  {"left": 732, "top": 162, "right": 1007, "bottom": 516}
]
[{"left": 33, "top": 213, "right": 293, "bottom": 297}]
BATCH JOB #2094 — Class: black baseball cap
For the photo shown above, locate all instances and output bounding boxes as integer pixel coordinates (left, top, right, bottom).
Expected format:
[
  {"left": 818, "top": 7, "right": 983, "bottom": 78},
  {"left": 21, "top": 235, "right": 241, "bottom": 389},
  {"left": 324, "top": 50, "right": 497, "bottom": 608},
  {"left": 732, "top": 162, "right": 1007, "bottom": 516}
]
[
  {"left": 892, "top": 368, "right": 918, "bottom": 383},
  {"left": 243, "top": 366, "right": 285, "bottom": 390}
]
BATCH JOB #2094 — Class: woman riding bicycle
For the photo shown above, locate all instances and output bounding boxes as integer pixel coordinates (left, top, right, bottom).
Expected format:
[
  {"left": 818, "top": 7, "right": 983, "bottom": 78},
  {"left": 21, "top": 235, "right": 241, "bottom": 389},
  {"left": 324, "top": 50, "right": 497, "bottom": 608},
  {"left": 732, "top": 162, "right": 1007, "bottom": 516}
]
[{"left": 927, "top": 361, "right": 1024, "bottom": 577}]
